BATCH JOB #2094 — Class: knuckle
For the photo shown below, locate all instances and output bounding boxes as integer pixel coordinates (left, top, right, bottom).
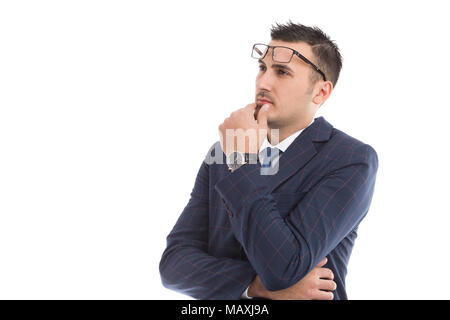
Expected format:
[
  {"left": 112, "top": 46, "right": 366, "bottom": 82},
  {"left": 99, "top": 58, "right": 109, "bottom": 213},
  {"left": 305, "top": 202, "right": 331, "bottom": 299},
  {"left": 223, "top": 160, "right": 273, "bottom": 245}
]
[
  {"left": 323, "top": 268, "right": 333, "bottom": 279},
  {"left": 328, "top": 270, "right": 335, "bottom": 280}
]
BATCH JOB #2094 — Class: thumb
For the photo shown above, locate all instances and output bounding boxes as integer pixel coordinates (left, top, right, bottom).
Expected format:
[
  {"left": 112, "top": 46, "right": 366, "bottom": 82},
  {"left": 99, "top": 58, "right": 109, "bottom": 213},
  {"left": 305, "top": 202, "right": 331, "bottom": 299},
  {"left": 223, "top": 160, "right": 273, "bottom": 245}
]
[
  {"left": 315, "top": 257, "right": 328, "bottom": 268},
  {"left": 257, "top": 104, "right": 270, "bottom": 128}
]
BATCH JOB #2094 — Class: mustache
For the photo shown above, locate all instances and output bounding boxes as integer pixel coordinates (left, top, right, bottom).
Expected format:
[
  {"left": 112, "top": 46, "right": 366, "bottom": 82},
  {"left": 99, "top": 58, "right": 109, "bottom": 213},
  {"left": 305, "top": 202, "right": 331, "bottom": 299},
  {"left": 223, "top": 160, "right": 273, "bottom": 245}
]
[{"left": 256, "top": 92, "right": 275, "bottom": 104}]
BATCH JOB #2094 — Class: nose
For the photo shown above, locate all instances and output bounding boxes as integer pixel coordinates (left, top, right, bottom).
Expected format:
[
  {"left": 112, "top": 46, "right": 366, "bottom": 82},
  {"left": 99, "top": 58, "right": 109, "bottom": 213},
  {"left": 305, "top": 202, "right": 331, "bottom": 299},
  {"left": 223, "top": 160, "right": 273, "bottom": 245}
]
[{"left": 256, "top": 68, "right": 275, "bottom": 93}]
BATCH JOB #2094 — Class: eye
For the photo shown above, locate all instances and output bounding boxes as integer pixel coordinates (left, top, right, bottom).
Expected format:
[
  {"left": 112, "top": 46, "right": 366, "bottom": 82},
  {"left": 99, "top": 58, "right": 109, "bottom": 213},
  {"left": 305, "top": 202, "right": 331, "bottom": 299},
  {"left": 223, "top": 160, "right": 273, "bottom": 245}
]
[
  {"left": 277, "top": 69, "right": 289, "bottom": 76},
  {"left": 258, "top": 64, "right": 266, "bottom": 72}
]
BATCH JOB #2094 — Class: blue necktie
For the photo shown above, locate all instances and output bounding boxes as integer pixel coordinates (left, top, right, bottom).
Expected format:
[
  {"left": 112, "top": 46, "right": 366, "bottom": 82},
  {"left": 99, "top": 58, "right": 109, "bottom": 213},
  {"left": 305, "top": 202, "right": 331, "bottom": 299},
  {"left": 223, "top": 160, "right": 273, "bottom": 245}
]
[{"left": 260, "top": 147, "right": 282, "bottom": 168}]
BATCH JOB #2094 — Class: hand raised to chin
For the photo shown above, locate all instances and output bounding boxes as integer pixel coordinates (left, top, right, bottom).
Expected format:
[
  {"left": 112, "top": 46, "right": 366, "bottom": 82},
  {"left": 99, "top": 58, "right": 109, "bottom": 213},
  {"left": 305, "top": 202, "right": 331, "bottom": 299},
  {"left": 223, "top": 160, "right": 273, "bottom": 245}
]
[{"left": 218, "top": 103, "right": 270, "bottom": 155}]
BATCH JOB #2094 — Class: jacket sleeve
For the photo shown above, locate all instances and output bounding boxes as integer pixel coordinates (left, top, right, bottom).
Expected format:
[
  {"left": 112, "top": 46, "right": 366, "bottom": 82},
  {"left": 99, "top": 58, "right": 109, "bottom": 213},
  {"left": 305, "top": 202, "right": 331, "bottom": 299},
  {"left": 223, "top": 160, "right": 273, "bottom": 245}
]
[
  {"left": 214, "top": 144, "right": 378, "bottom": 291},
  {"left": 159, "top": 159, "right": 256, "bottom": 300}
]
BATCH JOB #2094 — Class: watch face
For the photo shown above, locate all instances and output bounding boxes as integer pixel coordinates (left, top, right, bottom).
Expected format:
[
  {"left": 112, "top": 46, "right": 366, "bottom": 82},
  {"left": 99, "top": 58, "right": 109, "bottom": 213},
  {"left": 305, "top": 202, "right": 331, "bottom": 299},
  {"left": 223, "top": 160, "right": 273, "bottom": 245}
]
[{"left": 226, "top": 152, "right": 246, "bottom": 172}]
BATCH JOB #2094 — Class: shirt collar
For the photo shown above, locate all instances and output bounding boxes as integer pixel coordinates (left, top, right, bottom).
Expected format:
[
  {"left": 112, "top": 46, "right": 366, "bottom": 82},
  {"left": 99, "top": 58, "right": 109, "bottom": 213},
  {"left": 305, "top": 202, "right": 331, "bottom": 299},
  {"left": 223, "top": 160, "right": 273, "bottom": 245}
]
[{"left": 258, "top": 119, "right": 314, "bottom": 154}]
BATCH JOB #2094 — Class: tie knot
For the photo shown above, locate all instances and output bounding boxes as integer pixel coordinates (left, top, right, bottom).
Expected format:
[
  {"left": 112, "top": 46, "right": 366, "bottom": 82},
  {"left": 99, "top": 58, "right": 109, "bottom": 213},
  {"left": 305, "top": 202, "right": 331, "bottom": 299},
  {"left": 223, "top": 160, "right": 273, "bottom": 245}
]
[
  {"left": 263, "top": 146, "right": 280, "bottom": 157},
  {"left": 264, "top": 147, "right": 280, "bottom": 157},
  {"left": 259, "top": 147, "right": 282, "bottom": 167}
]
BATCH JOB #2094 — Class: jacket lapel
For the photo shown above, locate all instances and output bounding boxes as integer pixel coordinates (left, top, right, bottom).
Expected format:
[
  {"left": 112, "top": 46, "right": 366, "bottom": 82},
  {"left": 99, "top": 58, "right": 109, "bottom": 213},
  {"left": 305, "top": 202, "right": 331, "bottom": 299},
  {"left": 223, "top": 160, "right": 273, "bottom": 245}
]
[{"left": 268, "top": 116, "right": 334, "bottom": 193}]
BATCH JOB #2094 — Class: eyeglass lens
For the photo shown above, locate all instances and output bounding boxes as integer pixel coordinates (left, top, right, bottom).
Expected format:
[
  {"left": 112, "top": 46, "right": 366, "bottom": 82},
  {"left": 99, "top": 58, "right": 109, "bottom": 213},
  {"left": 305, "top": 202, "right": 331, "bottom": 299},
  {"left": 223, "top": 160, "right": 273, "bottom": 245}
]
[{"left": 252, "top": 44, "right": 293, "bottom": 63}]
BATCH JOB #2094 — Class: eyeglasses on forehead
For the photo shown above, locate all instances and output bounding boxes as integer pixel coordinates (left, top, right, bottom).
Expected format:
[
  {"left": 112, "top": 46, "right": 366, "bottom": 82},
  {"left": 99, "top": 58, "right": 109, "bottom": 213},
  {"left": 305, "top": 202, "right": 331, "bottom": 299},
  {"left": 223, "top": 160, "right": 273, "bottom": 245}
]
[{"left": 252, "top": 43, "right": 327, "bottom": 81}]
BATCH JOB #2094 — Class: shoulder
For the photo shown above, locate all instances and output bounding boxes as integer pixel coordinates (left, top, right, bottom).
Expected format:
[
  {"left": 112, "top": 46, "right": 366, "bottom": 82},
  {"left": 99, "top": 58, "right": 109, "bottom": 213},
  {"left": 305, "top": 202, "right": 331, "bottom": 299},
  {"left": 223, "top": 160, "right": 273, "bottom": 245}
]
[
  {"left": 328, "top": 127, "right": 378, "bottom": 170},
  {"left": 201, "top": 141, "right": 228, "bottom": 172}
]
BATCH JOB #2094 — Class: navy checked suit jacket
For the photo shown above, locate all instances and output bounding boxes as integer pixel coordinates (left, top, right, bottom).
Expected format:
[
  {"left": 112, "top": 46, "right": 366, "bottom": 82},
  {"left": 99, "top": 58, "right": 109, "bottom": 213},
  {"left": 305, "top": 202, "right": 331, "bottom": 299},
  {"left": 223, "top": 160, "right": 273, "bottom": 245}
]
[{"left": 160, "top": 116, "right": 378, "bottom": 300}]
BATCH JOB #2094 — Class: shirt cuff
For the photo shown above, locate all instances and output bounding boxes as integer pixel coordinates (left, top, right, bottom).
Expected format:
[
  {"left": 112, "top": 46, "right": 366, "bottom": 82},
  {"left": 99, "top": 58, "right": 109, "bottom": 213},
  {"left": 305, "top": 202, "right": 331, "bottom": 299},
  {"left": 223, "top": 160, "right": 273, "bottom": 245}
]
[{"left": 241, "top": 286, "right": 253, "bottom": 299}]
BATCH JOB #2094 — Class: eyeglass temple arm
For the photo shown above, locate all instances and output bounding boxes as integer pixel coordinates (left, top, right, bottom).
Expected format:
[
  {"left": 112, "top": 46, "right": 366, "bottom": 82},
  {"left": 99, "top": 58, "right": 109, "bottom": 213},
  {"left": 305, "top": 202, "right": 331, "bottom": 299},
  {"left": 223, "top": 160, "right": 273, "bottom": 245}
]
[{"left": 294, "top": 52, "right": 327, "bottom": 81}]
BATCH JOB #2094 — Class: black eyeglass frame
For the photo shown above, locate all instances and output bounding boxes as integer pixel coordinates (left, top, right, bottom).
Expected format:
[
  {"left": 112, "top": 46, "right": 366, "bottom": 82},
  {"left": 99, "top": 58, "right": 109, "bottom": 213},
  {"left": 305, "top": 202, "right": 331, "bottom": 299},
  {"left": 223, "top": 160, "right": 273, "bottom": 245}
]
[{"left": 252, "top": 43, "right": 327, "bottom": 81}]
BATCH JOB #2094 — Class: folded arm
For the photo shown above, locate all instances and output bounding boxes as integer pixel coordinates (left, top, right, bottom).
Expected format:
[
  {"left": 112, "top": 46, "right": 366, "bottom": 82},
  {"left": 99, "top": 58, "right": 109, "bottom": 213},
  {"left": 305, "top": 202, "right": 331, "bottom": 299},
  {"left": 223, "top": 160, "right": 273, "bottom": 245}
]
[
  {"left": 159, "top": 161, "right": 256, "bottom": 300},
  {"left": 215, "top": 144, "right": 378, "bottom": 291}
]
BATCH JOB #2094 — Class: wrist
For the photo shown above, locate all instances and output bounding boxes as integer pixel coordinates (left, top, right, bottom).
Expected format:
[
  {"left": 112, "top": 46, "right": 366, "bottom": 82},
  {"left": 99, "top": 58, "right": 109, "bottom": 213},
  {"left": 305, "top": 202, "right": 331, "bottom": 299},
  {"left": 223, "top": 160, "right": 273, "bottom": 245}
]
[
  {"left": 226, "top": 152, "right": 258, "bottom": 173},
  {"left": 247, "top": 281, "right": 259, "bottom": 298},
  {"left": 247, "top": 275, "right": 270, "bottom": 299}
]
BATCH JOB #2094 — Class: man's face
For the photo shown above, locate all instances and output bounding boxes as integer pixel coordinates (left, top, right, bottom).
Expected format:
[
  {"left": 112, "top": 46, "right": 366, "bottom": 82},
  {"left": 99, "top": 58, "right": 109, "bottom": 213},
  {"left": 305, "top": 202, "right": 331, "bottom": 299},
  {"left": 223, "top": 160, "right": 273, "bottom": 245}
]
[{"left": 255, "top": 40, "right": 321, "bottom": 129}]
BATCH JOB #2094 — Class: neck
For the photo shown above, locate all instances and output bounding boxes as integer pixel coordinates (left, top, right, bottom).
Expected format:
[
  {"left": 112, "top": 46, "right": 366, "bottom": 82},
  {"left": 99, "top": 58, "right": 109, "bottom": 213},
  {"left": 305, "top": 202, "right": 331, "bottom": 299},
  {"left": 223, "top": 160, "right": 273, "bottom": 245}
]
[{"left": 267, "top": 117, "right": 313, "bottom": 145}]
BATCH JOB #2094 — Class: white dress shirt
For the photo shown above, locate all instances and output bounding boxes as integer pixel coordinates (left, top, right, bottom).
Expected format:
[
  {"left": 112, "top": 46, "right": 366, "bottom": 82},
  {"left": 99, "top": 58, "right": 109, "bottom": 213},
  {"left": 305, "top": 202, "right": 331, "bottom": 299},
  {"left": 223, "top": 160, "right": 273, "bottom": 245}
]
[{"left": 257, "top": 120, "right": 314, "bottom": 173}]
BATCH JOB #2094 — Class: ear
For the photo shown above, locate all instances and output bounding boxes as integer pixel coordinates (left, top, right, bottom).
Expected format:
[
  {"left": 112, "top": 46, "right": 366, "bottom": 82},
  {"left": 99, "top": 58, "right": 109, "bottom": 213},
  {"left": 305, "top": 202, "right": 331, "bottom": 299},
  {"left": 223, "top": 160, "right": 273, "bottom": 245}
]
[{"left": 312, "top": 81, "right": 333, "bottom": 105}]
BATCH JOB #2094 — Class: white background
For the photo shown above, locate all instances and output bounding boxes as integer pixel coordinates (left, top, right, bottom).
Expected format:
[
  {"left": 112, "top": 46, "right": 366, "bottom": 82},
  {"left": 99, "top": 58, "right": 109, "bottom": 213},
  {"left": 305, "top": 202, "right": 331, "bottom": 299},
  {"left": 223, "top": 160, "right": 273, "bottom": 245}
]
[{"left": 1, "top": 0, "right": 449, "bottom": 299}]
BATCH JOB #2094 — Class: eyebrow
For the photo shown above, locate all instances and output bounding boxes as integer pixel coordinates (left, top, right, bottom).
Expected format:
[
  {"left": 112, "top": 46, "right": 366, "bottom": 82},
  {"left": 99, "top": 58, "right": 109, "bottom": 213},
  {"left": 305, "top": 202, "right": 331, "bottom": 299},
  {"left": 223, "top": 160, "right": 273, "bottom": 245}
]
[{"left": 258, "top": 59, "right": 294, "bottom": 74}]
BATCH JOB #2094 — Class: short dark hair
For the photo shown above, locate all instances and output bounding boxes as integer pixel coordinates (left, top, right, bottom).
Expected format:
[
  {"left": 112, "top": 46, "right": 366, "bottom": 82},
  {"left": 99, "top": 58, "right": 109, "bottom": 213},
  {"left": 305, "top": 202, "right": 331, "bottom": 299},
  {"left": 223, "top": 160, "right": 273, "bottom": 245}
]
[{"left": 271, "top": 21, "right": 343, "bottom": 88}]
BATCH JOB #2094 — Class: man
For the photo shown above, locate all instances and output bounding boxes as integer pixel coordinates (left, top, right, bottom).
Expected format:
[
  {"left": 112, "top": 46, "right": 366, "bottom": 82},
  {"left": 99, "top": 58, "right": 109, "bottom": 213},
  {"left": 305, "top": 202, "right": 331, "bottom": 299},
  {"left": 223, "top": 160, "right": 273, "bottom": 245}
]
[{"left": 159, "top": 22, "right": 378, "bottom": 300}]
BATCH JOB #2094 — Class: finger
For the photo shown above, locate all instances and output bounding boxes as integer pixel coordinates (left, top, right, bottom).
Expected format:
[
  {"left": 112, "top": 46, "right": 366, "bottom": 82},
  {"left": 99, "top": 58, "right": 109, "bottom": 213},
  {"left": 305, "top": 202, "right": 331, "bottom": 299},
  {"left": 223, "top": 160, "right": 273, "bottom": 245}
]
[
  {"left": 318, "top": 279, "right": 337, "bottom": 292},
  {"left": 314, "top": 290, "right": 334, "bottom": 300},
  {"left": 244, "top": 102, "right": 258, "bottom": 111},
  {"left": 243, "top": 103, "right": 259, "bottom": 119},
  {"left": 318, "top": 267, "right": 334, "bottom": 280},
  {"left": 256, "top": 104, "right": 270, "bottom": 129},
  {"left": 315, "top": 257, "right": 328, "bottom": 268},
  {"left": 253, "top": 104, "right": 262, "bottom": 120}
]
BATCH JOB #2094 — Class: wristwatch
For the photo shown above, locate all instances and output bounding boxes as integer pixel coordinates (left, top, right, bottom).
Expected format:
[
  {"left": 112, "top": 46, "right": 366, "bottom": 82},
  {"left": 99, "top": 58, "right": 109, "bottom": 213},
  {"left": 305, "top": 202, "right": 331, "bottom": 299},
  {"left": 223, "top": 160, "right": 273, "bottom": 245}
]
[{"left": 226, "top": 152, "right": 258, "bottom": 173}]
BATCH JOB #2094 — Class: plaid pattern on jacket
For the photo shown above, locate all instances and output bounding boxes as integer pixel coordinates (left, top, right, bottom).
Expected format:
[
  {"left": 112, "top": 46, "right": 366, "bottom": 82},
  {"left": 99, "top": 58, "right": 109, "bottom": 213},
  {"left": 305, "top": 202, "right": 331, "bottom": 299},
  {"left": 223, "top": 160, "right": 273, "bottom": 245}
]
[{"left": 160, "top": 117, "right": 378, "bottom": 300}]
